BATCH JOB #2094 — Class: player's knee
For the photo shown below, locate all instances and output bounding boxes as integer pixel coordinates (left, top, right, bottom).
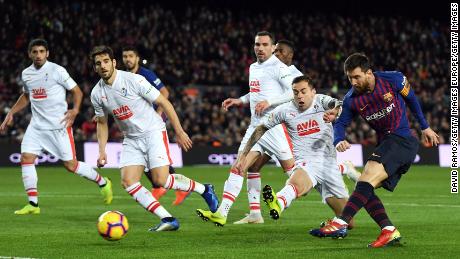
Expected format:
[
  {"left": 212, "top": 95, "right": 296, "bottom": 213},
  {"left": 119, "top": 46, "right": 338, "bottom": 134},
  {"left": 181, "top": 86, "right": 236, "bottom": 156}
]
[
  {"left": 20, "top": 153, "right": 36, "bottom": 164},
  {"left": 229, "top": 167, "right": 245, "bottom": 177},
  {"left": 121, "top": 177, "right": 136, "bottom": 189},
  {"left": 247, "top": 164, "right": 261, "bottom": 172},
  {"left": 153, "top": 173, "right": 169, "bottom": 187},
  {"left": 63, "top": 160, "right": 78, "bottom": 173}
]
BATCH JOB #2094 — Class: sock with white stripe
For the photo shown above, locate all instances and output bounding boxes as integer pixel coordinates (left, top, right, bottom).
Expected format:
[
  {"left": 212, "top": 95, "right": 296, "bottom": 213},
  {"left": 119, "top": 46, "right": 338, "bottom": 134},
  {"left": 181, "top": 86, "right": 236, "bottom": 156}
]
[
  {"left": 276, "top": 184, "right": 298, "bottom": 212},
  {"left": 217, "top": 170, "right": 244, "bottom": 217},
  {"left": 247, "top": 172, "right": 261, "bottom": 215},
  {"left": 74, "top": 161, "right": 106, "bottom": 186},
  {"left": 126, "top": 182, "right": 172, "bottom": 219},
  {"left": 21, "top": 163, "right": 38, "bottom": 206},
  {"left": 164, "top": 174, "right": 205, "bottom": 194}
]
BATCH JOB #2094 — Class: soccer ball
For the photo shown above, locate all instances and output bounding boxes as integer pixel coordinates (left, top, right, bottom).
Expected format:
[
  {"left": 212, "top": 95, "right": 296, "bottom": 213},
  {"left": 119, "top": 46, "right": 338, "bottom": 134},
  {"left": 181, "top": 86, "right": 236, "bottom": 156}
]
[{"left": 97, "top": 211, "right": 129, "bottom": 241}]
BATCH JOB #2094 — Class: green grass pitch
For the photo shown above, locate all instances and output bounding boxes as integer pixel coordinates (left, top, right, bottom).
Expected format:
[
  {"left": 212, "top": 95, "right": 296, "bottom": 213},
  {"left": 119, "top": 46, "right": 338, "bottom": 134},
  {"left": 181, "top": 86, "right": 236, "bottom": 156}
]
[{"left": 0, "top": 165, "right": 458, "bottom": 258}]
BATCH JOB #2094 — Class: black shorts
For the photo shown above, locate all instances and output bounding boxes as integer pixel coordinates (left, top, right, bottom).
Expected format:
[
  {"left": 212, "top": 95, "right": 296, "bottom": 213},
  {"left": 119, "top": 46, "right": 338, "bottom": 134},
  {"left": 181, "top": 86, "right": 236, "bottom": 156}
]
[{"left": 367, "top": 134, "right": 419, "bottom": 192}]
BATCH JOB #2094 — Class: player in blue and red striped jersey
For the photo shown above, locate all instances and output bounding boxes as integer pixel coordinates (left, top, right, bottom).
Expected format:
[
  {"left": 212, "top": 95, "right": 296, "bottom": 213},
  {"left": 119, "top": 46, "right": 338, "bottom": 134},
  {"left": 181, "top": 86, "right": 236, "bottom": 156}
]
[
  {"left": 310, "top": 53, "right": 440, "bottom": 248},
  {"left": 122, "top": 46, "right": 191, "bottom": 206}
]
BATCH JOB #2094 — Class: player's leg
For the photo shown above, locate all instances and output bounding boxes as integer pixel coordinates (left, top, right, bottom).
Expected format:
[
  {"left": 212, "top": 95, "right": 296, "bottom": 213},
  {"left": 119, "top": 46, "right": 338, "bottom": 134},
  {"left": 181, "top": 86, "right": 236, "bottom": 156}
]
[
  {"left": 324, "top": 197, "right": 355, "bottom": 229},
  {"left": 15, "top": 152, "right": 41, "bottom": 215},
  {"left": 337, "top": 161, "right": 361, "bottom": 183},
  {"left": 319, "top": 162, "right": 355, "bottom": 229},
  {"left": 234, "top": 154, "right": 269, "bottom": 224},
  {"left": 197, "top": 150, "right": 261, "bottom": 226},
  {"left": 312, "top": 135, "right": 418, "bottom": 244},
  {"left": 15, "top": 125, "right": 42, "bottom": 215},
  {"left": 146, "top": 168, "right": 168, "bottom": 200},
  {"left": 148, "top": 131, "right": 218, "bottom": 212},
  {"left": 310, "top": 161, "right": 388, "bottom": 238},
  {"left": 170, "top": 166, "right": 193, "bottom": 206},
  {"left": 263, "top": 166, "right": 314, "bottom": 219},
  {"left": 141, "top": 165, "right": 181, "bottom": 231},
  {"left": 53, "top": 128, "right": 112, "bottom": 204}
]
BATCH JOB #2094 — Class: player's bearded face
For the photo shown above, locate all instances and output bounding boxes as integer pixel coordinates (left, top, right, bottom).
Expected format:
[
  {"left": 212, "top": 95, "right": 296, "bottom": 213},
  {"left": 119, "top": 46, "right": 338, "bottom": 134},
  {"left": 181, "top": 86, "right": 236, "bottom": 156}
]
[
  {"left": 29, "top": 46, "right": 49, "bottom": 67},
  {"left": 293, "top": 81, "right": 316, "bottom": 111},
  {"left": 122, "top": 51, "right": 139, "bottom": 70},
  {"left": 254, "top": 35, "right": 275, "bottom": 63},
  {"left": 94, "top": 54, "right": 116, "bottom": 80},
  {"left": 347, "top": 67, "right": 371, "bottom": 93}
]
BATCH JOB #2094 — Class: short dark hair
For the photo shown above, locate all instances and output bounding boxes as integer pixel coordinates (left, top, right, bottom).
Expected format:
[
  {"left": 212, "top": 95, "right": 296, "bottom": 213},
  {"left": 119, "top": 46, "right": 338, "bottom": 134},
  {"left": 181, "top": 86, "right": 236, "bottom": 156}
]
[
  {"left": 28, "top": 39, "right": 48, "bottom": 52},
  {"left": 90, "top": 45, "right": 115, "bottom": 63},
  {"left": 344, "top": 53, "right": 371, "bottom": 74},
  {"left": 122, "top": 45, "right": 139, "bottom": 56},
  {"left": 256, "top": 31, "right": 275, "bottom": 44},
  {"left": 292, "top": 75, "right": 313, "bottom": 88},
  {"left": 277, "top": 39, "right": 295, "bottom": 53}
]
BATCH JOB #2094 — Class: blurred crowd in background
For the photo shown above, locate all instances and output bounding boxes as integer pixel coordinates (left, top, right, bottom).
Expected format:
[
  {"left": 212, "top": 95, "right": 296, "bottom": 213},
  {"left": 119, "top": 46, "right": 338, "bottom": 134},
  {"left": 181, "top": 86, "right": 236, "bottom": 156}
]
[{"left": 0, "top": 1, "right": 449, "bottom": 147}]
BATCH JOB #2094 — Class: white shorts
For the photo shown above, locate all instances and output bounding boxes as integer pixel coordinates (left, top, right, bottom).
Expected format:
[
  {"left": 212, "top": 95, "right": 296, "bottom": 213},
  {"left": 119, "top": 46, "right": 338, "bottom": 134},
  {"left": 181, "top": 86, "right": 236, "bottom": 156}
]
[
  {"left": 296, "top": 160, "right": 349, "bottom": 203},
  {"left": 21, "top": 125, "right": 76, "bottom": 161},
  {"left": 238, "top": 124, "right": 293, "bottom": 161},
  {"left": 119, "top": 130, "right": 171, "bottom": 170}
]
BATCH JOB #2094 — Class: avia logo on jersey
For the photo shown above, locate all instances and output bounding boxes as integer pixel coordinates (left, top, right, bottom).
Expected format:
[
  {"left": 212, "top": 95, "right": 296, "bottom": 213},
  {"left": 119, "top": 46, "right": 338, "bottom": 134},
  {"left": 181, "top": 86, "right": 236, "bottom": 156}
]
[
  {"left": 112, "top": 105, "right": 133, "bottom": 120},
  {"left": 249, "top": 80, "right": 260, "bottom": 92},
  {"left": 366, "top": 103, "right": 395, "bottom": 121},
  {"left": 31, "top": 88, "right": 47, "bottom": 99},
  {"left": 297, "top": 119, "right": 320, "bottom": 136}
]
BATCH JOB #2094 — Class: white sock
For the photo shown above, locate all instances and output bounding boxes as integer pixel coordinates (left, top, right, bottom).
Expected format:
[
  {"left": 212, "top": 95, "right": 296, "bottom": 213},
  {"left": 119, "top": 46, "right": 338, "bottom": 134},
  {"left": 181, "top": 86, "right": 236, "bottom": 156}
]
[
  {"left": 126, "top": 182, "right": 172, "bottom": 219},
  {"left": 247, "top": 172, "right": 261, "bottom": 215},
  {"left": 74, "top": 161, "right": 106, "bottom": 186},
  {"left": 164, "top": 174, "right": 205, "bottom": 194},
  {"left": 217, "top": 170, "right": 244, "bottom": 217},
  {"left": 22, "top": 163, "right": 38, "bottom": 205},
  {"left": 338, "top": 163, "right": 345, "bottom": 175},
  {"left": 276, "top": 184, "right": 298, "bottom": 212},
  {"left": 383, "top": 226, "right": 396, "bottom": 231}
]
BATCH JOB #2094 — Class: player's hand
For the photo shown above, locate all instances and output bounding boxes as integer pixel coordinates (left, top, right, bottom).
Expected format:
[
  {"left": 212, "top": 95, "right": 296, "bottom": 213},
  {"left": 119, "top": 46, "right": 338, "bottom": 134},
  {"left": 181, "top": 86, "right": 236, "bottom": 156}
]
[
  {"left": 255, "top": 100, "right": 270, "bottom": 116},
  {"left": 61, "top": 109, "right": 78, "bottom": 128},
  {"left": 336, "top": 140, "right": 351, "bottom": 152},
  {"left": 422, "top": 127, "right": 440, "bottom": 147},
  {"left": 91, "top": 115, "right": 98, "bottom": 123},
  {"left": 176, "top": 131, "right": 193, "bottom": 152},
  {"left": 222, "top": 98, "right": 243, "bottom": 111},
  {"left": 97, "top": 152, "right": 107, "bottom": 168},
  {"left": 323, "top": 108, "right": 339, "bottom": 123},
  {"left": 0, "top": 112, "right": 14, "bottom": 133},
  {"left": 234, "top": 155, "right": 247, "bottom": 173}
]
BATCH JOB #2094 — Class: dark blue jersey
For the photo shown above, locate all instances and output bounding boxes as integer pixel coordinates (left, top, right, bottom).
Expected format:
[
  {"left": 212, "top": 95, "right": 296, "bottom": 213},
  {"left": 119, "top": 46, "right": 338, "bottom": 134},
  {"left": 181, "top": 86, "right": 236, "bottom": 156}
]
[
  {"left": 137, "top": 66, "right": 165, "bottom": 91},
  {"left": 334, "top": 71, "right": 429, "bottom": 145}
]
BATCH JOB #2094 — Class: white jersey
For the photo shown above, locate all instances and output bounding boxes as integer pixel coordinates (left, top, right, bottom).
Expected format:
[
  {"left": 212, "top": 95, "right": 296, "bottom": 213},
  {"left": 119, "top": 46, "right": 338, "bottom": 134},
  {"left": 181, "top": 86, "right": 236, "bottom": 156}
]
[
  {"left": 248, "top": 55, "right": 295, "bottom": 126},
  {"left": 21, "top": 61, "right": 77, "bottom": 130},
  {"left": 289, "top": 65, "right": 303, "bottom": 77},
  {"left": 91, "top": 70, "right": 165, "bottom": 139},
  {"left": 263, "top": 94, "right": 338, "bottom": 163}
]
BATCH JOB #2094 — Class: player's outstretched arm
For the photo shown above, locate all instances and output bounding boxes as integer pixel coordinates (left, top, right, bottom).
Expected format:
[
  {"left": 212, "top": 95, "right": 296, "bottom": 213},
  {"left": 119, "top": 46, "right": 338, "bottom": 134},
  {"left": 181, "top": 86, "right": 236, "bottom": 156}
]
[
  {"left": 96, "top": 116, "right": 108, "bottom": 167},
  {"left": 155, "top": 94, "right": 193, "bottom": 151},
  {"left": 0, "top": 93, "right": 30, "bottom": 132},
  {"left": 235, "top": 125, "right": 268, "bottom": 172},
  {"left": 61, "top": 86, "right": 82, "bottom": 128}
]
